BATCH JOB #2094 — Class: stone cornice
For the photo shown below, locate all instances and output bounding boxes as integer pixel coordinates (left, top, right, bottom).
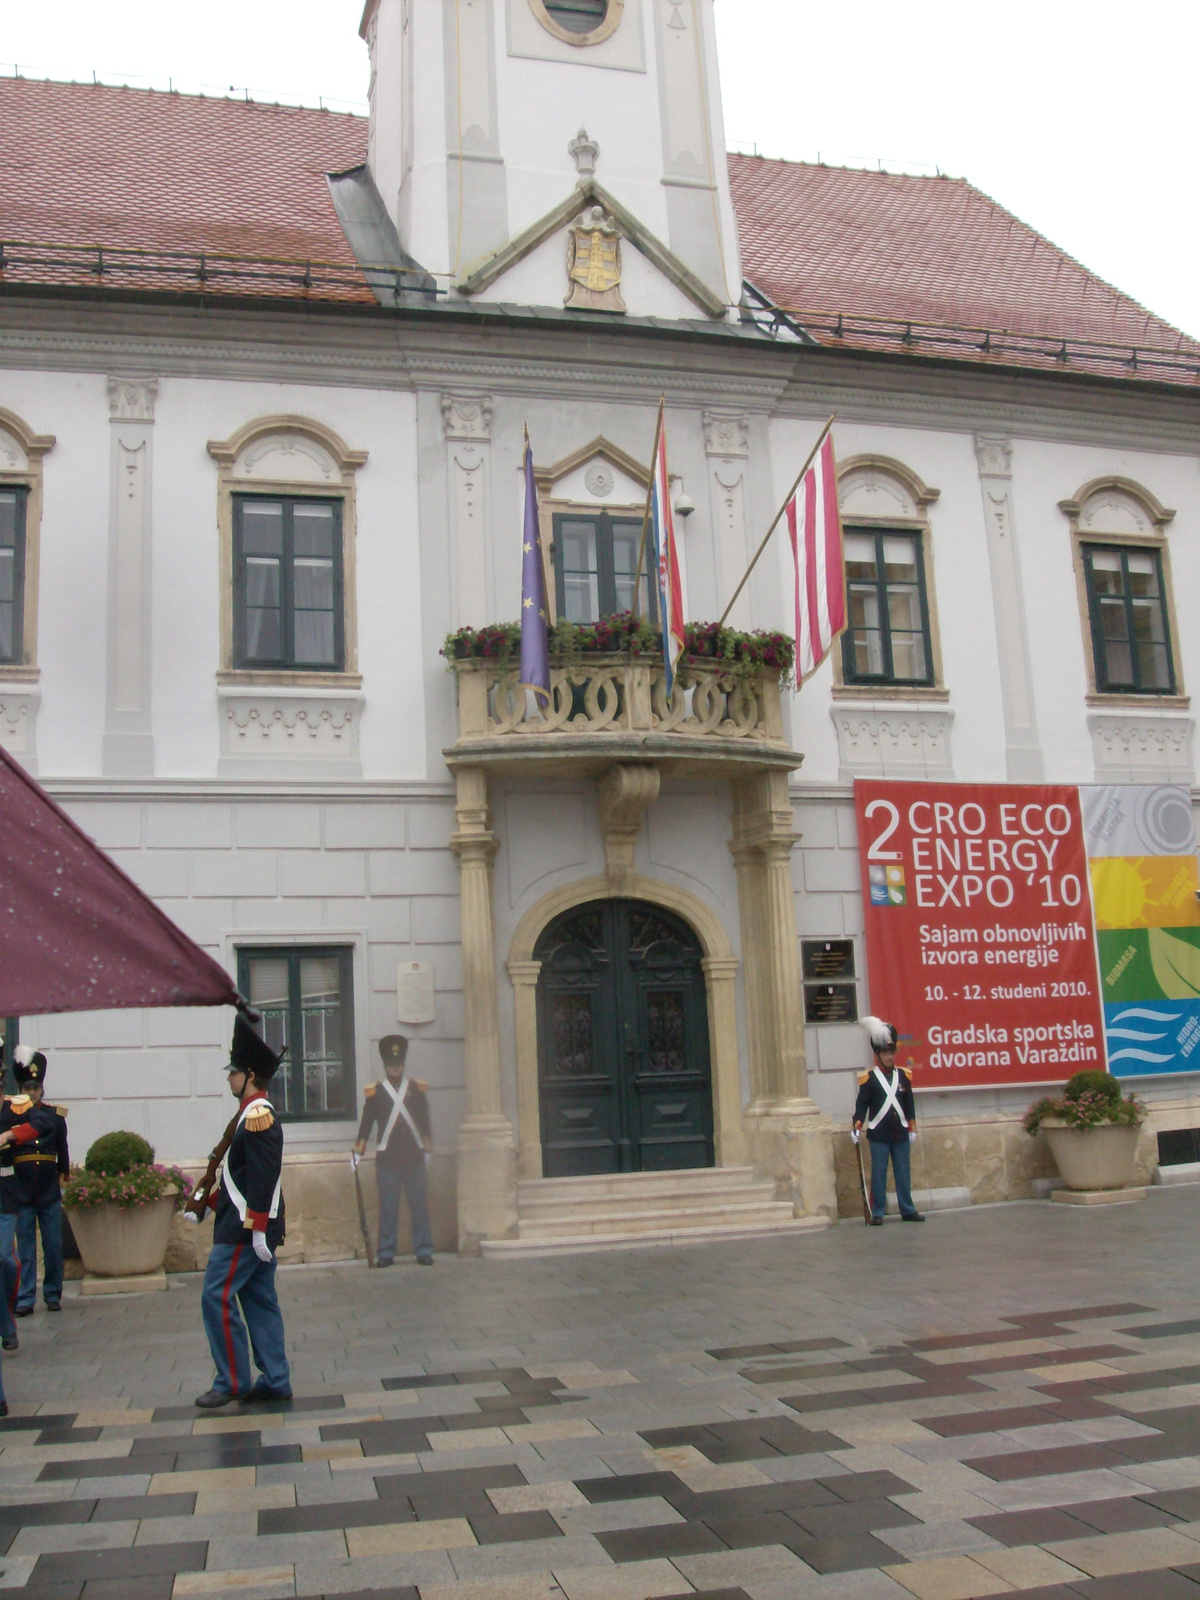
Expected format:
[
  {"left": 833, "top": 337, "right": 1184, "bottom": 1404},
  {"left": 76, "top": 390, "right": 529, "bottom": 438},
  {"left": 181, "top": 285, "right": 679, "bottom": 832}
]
[{"left": 2, "top": 297, "right": 1199, "bottom": 449}]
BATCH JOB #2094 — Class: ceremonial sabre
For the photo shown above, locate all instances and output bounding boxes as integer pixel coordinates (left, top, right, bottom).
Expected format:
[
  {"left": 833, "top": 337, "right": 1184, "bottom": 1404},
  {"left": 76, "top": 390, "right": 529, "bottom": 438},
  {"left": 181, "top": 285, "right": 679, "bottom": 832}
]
[
  {"left": 853, "top": 1134, "right": 872, "bottom": 1225},
  {"left": 353, "top": 1163, "right": 376, "bottom": 1270}
]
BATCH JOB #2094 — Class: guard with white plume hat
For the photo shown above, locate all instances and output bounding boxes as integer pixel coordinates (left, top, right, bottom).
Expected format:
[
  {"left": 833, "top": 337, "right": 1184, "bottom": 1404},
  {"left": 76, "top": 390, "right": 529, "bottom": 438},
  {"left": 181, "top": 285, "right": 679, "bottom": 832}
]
[{"left": 853, "top": 1016, "right": 922, "bottom": 1226}]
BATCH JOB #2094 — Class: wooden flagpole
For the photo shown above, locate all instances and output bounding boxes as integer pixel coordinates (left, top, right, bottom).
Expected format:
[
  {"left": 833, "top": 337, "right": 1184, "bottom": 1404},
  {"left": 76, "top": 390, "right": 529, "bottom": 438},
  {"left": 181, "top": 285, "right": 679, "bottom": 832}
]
[
  {"left": 716, "top": 414, "right": 835, "bottom": 628},
  {"left": 631, "top": 397, "right": 666, "bottom": 620}
]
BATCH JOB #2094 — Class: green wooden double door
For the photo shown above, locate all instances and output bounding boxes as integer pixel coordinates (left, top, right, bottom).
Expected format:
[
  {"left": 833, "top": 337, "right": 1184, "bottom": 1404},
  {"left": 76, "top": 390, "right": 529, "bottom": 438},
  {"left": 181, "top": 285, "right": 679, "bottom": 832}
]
[{"left": 535, "top": 898, "right": 714, "bottom": 1177}]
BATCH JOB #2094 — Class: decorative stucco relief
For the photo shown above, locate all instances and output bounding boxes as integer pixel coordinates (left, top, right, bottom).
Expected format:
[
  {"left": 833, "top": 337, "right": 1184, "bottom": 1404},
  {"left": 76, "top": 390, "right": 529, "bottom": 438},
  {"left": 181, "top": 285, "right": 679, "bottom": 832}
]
[
  {"left": 0, "top": 687, "right": 39, "bottom": 766},
  {"left": 235, "top": 435, "right": 337, "bottom": 483},
  {"left": 1088, "top": 711, "right": 1194, "bottom": 783},
  {"left": 106, "top": 376, "right": 158, "bottom": 423},
  {"left": 219, "top": 688, "right": 363, "bottom": 775},
  {"left": 832, "top": 704, "right": 954, "bottom": 782}
]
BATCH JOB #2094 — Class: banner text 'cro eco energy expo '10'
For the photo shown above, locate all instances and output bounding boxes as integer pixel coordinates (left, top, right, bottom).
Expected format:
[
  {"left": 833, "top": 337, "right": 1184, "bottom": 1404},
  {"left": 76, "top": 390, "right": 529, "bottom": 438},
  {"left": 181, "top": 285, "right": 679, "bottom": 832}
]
[{"left": 855, "top": 780, "right": 1106, "bottom": 1089}]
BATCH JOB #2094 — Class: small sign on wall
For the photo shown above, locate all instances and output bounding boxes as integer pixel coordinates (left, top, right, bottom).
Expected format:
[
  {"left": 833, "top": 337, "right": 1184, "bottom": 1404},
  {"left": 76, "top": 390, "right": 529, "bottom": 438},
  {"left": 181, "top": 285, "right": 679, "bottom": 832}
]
[{"left": 397, "top": 962, "right": 436, "bottom": 1025}]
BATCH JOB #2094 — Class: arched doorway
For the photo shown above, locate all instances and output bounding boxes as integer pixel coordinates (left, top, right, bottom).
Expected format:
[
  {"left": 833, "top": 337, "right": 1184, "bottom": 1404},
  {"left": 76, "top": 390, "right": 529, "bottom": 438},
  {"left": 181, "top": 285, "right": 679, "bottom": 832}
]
[{"left": 534, "top": 898, "right": 714, "bottom": 1177}]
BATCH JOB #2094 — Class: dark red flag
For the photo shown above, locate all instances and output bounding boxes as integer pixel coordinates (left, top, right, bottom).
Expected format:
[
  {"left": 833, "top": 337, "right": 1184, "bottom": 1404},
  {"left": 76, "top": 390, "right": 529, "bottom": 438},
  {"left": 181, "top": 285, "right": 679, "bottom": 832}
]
[{"left": 0, "top": 745, "right": 241, "bottom": 1016}]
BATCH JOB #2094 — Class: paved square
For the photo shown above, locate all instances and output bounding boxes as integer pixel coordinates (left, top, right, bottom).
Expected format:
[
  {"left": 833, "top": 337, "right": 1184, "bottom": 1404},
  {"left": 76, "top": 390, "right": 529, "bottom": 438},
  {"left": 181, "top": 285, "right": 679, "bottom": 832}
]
[{"left": 4, "top": 1191, "right": 1200, "bottom": 1598}]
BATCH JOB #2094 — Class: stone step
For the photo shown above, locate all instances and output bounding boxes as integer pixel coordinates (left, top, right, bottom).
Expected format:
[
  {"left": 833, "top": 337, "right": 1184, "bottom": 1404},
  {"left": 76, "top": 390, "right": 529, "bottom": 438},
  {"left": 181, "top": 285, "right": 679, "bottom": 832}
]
[
  {"left": 480, "top": 1214, "right": 831, "bottom": 1260},
  {"left": 516, "top": 1165, "right": 761, "bottom": 1204},
  {"left": 517, "top": 1197, "right": 797, "bottom": 1240},
  {"left": 517, "top": 1177, "right": 777, "bottom": 1220}
]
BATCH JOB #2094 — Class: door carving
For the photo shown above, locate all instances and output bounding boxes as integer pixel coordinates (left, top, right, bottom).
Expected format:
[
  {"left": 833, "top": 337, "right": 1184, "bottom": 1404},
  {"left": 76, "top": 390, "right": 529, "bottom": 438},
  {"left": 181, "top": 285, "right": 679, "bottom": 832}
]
[{"left": 535, "top": 898, "right": 713, "bottom": 1176}]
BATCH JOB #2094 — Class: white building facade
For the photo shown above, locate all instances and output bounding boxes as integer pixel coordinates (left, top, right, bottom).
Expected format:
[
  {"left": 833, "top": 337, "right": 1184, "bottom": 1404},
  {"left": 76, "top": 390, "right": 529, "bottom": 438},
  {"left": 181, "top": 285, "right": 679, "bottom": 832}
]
[{"left": 3, "top": 0, "right": 1199, "bottom": 1257}]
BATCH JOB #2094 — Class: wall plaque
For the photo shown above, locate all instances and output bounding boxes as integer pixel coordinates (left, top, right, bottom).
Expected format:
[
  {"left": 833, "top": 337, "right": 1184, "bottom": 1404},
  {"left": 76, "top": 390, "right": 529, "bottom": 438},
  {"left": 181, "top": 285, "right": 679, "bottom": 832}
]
[{"left": 396, "top": 961, "right": 436, "bottom": 1025}]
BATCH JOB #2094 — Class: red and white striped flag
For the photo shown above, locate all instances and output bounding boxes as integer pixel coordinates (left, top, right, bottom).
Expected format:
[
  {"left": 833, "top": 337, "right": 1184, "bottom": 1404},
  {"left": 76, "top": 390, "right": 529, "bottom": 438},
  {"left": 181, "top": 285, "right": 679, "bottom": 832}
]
[{"left": 786, "top": 432, "right": 845, "bottom": 679}]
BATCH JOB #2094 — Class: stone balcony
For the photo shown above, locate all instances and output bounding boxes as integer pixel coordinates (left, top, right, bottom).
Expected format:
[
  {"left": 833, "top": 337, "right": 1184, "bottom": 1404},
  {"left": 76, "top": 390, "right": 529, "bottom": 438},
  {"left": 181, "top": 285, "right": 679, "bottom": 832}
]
[{"left": 447, "top": 655, "right": 800, "bottom": 776}]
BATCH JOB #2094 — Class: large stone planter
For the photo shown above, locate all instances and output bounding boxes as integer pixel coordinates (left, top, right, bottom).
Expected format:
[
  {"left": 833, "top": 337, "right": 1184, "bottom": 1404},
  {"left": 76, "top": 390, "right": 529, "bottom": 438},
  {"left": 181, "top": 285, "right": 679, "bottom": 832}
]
[
  {"left": 1040, "top": 1121, "right": 1141, "bottom": 1192},
  {"left": 67, "top": 1193, "right": 179, "bottom": 1288}
]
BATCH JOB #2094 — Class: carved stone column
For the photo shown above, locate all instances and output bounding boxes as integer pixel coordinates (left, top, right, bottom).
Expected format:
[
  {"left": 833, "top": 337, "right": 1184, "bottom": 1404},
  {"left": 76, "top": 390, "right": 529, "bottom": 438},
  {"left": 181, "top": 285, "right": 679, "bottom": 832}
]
[
  {"left": 103, "top": 376, "right": 157, "bottom": 776},
  {"left": 450, "top": 764, "right": 517, "bottom": 1250},
  {"left": 443, "top": 393, "right": 493, "bottom": 629},
  {"left": 598, "top": 763, "right": 660, "bottom": 893},
  {"left": 974, "top": 436, "right": 1043, "bottom": 781},
  {"left": 703, "top": 411, "right": 752, "bottom": 628},
  {"left": 701, "top": 955, "right": 747, "bottom": 1167},
  {"left": 507, "top": 958, "right": 543, "bottom": 1180},
  {"left": 731, "top": 769, "right": 836, "bottom": 1219}
]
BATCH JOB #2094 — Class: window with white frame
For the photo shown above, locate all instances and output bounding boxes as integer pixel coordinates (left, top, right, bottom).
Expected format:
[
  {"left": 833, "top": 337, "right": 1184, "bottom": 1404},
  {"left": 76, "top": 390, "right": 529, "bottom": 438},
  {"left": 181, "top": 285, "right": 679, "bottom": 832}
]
[{"left": 236, "top": 946, "right": 356, "bottom": 1121}]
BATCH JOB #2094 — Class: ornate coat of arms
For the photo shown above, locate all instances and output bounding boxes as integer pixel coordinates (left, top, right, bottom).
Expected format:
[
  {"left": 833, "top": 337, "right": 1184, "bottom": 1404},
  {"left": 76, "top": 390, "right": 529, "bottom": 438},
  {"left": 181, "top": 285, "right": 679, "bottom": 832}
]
[{"left": 564, "top": 205, "right": 626, "bottom": 313}]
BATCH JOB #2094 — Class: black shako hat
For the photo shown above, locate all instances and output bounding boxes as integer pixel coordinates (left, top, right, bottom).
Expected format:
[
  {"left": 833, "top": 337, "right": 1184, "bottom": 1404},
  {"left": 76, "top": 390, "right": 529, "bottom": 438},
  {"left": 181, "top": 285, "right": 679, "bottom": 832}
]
[
  {"left": 862, "top": 1016, "right": 899, "bottom": 1054},
  {"left": 13, "top": 1047, "right": 47, "bottom": 1089},
  {"left": 379, "top": 1034, "right": 408, "bottom": 1069},
  {"left": 228, "top": 1014, "right": 284, "bottom": 1081}
]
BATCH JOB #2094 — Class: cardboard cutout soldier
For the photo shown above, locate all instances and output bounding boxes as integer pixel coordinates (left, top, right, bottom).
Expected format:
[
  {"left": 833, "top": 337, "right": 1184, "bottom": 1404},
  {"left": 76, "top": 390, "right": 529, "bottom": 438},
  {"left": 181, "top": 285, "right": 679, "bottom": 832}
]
[{"left": 352, "top": 1035, "right": 434, "bottom": 1267}]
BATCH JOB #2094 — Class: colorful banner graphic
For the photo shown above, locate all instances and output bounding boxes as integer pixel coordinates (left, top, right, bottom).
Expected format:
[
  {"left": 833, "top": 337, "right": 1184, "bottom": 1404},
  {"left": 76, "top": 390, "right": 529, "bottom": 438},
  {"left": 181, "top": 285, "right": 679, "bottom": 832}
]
[
  {"left": 855, "top": 780, "right": 1107, "bottom": 1089},
  {"left": 1082, "top": 785, "right": 1200, "bottom": 1078}
]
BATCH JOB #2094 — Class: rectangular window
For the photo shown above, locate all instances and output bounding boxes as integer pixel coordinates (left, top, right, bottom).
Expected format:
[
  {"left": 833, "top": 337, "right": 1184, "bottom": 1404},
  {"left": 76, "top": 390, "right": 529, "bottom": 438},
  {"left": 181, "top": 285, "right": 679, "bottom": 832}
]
[
  {"left": 1083, "top": 543, "right": 1175, "bottom": 694},
  {"left": 0, "top": 487, "right": 27, "bottom": 665},
  {"left": 801, "top": 939, "right": 859, "bottom": 1025},
  {"left": 552, "top": 511, "right": 655, "bottom": 624},
  {"left": 236, "top": 946, "right": 356, "bottom": 1121},
  {"left": 233, "top": 496, "right": 343, "bottom": 670},
  {"left": 841, "top": 527, "right": 933, "bottom": 687}
]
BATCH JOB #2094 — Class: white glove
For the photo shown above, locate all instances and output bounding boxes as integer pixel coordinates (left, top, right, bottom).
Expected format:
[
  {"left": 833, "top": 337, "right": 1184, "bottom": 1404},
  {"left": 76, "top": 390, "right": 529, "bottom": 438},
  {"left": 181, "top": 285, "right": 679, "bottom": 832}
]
[
  {"left": 851, "top": 1127, "right": 860, "bottom": 1145},
  {"left": 909, "top": 1129, "right": 917, "bottom": 1142},
  {"left": 252, "top": 1230, "right": 273, "bottom": 1264},
  {"left": 182, "top": 1209, "right": 201, "bottom": 1225},
  {"left": 350, "top": 1151, "right": 361, "bottom": 1172}
]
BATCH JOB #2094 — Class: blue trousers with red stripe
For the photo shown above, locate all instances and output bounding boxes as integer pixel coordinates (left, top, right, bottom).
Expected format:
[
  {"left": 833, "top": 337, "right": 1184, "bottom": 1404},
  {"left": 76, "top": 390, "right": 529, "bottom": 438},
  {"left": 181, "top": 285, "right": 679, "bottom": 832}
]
[
  {"left": 0, "top": 1214, "right": 19, "bottom": 1343},
  {"left": 200, "top": 1242, "right": 291, "bottom": 1398}
]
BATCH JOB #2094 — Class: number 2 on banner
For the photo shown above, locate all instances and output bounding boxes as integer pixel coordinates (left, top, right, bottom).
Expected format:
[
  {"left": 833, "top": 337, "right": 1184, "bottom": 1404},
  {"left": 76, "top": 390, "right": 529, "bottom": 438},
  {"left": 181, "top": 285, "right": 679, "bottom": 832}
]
[{"left": 864, "top": 799, "right": 901, "bottom": 860}]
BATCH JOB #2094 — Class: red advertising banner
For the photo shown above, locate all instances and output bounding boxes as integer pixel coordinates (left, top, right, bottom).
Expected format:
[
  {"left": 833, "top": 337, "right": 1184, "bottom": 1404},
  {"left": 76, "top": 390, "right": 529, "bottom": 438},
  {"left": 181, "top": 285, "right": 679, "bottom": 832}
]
[{"left": 855, "top": 780, "right": 1106, "bottom": 1089}]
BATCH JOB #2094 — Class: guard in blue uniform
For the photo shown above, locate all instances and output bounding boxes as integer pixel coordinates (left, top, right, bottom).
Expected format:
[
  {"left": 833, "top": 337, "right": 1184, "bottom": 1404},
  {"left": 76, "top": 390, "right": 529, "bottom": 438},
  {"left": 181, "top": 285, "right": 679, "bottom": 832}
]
[
  {"left": 194, "top": 1016, "right": 292, "bottom": 1409},
  {"left": 1, "top": 1049, "right": 69, "bottom": 1314},
  {"left": 352, "top": 1035, "right": 434, "bottom": 1266},
  {"left": 853, "top": 1017, "right": 924, "bottom": 1225}
]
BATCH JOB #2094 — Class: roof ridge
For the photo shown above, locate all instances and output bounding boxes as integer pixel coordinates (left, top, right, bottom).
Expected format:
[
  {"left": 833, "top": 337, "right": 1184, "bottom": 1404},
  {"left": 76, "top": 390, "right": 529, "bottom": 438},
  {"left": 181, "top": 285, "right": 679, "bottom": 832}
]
[{"left": 0, "top": 71, "right": 367, "bottom": 121}]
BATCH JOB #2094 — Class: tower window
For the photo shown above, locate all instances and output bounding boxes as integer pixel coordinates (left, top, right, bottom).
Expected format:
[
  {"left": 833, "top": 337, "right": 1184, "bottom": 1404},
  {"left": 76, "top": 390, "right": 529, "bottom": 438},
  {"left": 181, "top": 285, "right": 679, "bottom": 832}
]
[{"left": 544, "top": 0, "right": 608, "bottom": 33}]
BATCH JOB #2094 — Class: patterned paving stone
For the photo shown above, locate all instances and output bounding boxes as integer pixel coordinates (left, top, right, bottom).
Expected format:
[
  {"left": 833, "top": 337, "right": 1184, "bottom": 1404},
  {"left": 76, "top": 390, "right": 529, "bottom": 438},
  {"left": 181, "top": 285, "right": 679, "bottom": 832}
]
[{"left": 4, "top": 1201, "right": 1200, "bottom": 1598}]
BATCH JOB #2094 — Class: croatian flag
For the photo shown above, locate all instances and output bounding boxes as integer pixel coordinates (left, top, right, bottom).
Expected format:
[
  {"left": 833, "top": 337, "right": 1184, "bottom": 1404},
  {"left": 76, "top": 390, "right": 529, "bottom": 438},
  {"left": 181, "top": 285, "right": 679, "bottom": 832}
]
[
  {"left": 519, "top": 436, "right": 551, "bottom": 704},
  {"left": 786, "top": 432, "right": 845, "bottom": 680},
  {"left": 649, "top": 424, "right": 686, "bottom": 693}
]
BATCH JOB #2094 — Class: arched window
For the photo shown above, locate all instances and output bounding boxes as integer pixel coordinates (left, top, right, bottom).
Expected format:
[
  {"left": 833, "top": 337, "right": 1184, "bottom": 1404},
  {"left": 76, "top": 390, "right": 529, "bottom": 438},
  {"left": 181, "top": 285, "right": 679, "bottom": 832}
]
[
  {"left": 207, "top": 417, "right": 367, "bottom": 681},
  {"left": 1060, "top": 477, "right": 1182, "bottom": 699},
  {"left": 836, "top": 455, "right": 943, "bottom": 693}
]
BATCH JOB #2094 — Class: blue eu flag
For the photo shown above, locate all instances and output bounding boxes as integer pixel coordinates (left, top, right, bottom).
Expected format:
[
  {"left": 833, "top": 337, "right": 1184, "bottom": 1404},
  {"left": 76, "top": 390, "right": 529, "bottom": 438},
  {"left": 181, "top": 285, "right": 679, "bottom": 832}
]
[{"left": 519, "top": 435, "right": 551, "bottom": 705}]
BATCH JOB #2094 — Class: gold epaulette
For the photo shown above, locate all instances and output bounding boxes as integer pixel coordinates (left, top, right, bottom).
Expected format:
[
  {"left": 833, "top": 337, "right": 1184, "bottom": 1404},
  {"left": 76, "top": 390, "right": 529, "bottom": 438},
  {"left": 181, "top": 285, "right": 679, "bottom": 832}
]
[
  {"left": 900, "top": 1066, "right": 914, "bottom": 1079},
  {"left": 57, "top": 1105, "right": 68, "bottom": 1115},
  {"left": 857, "top": 1070, "right": 870, "bottom": 1085},
  {"left": 364, "top": 1083, "right": 377, "bottom": 1097},
  {"left": 244, "top": 1106, "right": 275, "bottom": 1132},
  {"left": 412, "top": 1078, "right": 428, "bottom": 1093}
]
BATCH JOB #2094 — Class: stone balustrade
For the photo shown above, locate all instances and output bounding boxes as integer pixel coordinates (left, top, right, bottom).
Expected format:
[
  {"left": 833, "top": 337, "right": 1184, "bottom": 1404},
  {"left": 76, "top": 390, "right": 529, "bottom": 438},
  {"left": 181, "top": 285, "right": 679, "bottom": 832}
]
[{"left": 450, "top": 655, "right": 788, "bottom": 752}]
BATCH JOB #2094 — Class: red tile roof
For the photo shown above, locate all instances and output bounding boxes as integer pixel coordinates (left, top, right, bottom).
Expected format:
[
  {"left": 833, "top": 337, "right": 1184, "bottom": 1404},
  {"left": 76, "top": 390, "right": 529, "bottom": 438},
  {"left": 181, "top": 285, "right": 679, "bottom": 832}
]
[
  {"left": 1, "top": 78, "right": 1197, "bottom": 385},
  {"left": 729, "top": 153, "right": 1200, "bottom": 380},
  {"left": 0, "top": 77, "right": 373, "bottom": 302}
]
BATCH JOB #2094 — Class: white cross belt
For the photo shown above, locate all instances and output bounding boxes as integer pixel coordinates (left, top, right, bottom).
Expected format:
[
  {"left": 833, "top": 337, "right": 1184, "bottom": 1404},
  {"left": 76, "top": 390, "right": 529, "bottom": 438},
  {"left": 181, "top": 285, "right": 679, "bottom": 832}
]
[{"left": 866, "top": 1066, "right": 905, "bottom": 1132}]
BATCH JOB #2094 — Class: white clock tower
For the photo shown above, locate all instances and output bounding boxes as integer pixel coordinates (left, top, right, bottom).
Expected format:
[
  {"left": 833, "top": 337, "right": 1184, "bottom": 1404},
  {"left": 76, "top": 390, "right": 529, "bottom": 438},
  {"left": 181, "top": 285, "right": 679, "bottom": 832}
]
[{"left": 359, "top": 0, "right": 742, "bottom": 319}]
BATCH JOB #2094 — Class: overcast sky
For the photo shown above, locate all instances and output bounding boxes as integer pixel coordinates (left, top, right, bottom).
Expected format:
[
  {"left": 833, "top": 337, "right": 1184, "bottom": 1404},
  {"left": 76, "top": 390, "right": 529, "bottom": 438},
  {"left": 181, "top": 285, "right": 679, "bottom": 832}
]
[{"left": 7, "top": 0, "right": 1197, "bottom": 339}]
